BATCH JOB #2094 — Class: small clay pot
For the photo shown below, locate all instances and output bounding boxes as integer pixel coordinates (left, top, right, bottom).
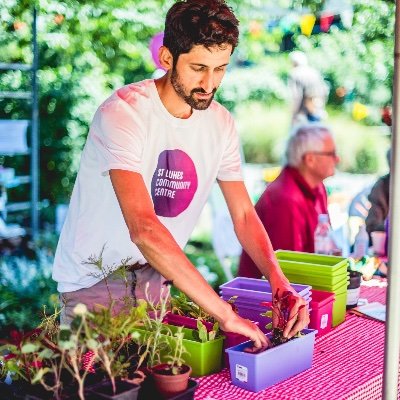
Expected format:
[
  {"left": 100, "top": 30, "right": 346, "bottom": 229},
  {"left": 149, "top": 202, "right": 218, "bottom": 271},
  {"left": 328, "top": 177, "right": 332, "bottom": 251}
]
[{"left": 152, "top": 363, "right": 191, "bottom": 396}]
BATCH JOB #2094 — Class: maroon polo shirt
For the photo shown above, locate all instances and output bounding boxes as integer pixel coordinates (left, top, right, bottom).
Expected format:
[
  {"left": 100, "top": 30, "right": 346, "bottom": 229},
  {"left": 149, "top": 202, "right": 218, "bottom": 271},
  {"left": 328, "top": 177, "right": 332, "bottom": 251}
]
[{"left": 238, "top": 166, "right": 328, "bottom": 279}]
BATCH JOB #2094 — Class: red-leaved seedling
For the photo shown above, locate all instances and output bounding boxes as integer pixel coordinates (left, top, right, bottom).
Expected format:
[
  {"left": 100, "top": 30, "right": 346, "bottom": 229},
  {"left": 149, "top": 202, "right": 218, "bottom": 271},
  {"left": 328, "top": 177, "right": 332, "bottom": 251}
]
[{"left": 260, "top": 289, "right": 305, "bottom": 347}]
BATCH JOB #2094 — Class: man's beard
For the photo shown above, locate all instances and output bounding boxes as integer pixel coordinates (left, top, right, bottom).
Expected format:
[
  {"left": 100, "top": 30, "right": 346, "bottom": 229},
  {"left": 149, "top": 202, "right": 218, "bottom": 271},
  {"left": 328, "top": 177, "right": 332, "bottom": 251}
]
[{"left": 170, "top": 67, "right": 217, "bottom": 110}]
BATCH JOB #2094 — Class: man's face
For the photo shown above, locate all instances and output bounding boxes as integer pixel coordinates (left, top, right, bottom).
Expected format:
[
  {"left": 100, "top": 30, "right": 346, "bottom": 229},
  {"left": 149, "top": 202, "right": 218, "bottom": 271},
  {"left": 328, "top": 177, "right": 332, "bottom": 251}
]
[
  {"left": 305, "top": 134, "right": 339, "bottom": 182},
  {"left": 170, "top": 44, "right": 232, "bottom": 110}
]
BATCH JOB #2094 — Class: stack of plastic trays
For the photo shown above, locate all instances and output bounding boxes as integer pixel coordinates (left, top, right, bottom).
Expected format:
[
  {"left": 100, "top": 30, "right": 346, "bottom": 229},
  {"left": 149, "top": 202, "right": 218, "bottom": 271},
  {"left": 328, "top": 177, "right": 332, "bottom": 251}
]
[
  {"left": 275, "top": 250, "right": 349, "bottom": 327},
  {"left": 219, "top": 277, "right": 311, "bottom": 333}
]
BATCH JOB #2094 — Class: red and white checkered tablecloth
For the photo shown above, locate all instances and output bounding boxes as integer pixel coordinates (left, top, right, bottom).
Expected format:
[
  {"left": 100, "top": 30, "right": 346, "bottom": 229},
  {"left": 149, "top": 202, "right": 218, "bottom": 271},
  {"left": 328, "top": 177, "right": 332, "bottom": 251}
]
[{"left": 194, "top": 279, "right": 392, "bottom": 400}]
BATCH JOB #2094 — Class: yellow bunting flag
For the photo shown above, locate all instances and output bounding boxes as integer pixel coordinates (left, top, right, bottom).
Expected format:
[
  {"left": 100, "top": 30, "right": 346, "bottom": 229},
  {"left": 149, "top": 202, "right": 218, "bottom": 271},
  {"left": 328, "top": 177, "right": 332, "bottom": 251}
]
[
  {"left": 300, "top": 14, "right": 316, "bottom": 36},
  {"left": 352, "top": 102, "right": 369, "bottom": 121}
]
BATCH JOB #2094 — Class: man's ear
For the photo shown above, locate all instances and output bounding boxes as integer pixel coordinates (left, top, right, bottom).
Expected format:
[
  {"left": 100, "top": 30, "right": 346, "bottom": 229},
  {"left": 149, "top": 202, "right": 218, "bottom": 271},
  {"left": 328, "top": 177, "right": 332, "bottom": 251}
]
[
  {"left": 302, "top": 152, "right": 314, "bottom": 167},
  {"left": 158, "top": 46, "right": 174, "bottom": 70}
]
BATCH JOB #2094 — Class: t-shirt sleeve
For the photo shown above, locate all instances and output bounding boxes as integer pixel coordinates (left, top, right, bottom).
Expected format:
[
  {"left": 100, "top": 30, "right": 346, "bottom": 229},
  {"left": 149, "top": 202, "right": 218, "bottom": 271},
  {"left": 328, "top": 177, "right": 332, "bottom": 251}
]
[
  {"left": 217, "top": 115, "right": 243, "bottom": 181},
  {"left": 90, "top": 98, "right": 145, "bottom": 175}
]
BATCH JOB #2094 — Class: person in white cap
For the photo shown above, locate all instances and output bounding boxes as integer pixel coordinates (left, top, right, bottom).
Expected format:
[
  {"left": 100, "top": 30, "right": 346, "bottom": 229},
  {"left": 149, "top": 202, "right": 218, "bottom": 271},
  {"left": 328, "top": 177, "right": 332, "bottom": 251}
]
[{"left": 288, "top": 50, "right": 329, "bottom": 126}]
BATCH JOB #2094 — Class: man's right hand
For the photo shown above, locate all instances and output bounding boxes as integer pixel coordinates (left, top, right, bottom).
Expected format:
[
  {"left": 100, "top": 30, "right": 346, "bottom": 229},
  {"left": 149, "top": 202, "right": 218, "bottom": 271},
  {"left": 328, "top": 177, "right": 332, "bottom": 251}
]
[{"left": 218, "top": 309, "right": 270, "bottom": 348}]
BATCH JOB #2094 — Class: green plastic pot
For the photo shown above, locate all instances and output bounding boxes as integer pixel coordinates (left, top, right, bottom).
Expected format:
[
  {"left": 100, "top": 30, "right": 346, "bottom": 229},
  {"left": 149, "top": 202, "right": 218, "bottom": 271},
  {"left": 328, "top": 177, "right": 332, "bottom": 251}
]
[
  {"left": 280, "top": 270, "right": 349, "bottom": 286},
  {"left": 275, "top": 250, "right": 349, "bottom": 275},
  {"left": 133, "top": 324, "right": 224, "bottom": 377}
]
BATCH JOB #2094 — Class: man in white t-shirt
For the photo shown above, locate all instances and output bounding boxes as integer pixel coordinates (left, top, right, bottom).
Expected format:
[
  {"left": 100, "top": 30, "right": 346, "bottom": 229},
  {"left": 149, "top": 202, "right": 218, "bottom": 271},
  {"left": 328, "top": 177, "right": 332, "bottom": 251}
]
[{"left": 53, "top": 0, "right": 308, "bottom": 347}]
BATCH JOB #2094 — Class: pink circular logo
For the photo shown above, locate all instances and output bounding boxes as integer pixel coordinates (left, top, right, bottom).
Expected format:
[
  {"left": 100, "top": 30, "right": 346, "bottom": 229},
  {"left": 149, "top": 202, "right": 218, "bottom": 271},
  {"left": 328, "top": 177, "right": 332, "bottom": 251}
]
[{"left": 151, "top": 150, "right": 198, "bottom": 217}]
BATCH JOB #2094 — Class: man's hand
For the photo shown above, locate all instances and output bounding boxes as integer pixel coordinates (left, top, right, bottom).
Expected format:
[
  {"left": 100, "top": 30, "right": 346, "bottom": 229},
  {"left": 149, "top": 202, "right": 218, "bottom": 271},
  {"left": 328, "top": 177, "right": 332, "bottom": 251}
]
[
  {"left": 270, "top": 279, "right": 310, "bottom": 339},
  {"left": 218, "top": 310, "right": 270, "bottom": 348}
]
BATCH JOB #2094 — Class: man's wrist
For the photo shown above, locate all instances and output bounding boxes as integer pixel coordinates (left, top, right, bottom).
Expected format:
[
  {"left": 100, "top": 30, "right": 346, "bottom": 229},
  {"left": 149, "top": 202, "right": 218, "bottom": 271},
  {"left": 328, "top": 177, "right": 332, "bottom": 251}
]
[{"left": 213, "top": 298, "right": 236, "bottom": 324}]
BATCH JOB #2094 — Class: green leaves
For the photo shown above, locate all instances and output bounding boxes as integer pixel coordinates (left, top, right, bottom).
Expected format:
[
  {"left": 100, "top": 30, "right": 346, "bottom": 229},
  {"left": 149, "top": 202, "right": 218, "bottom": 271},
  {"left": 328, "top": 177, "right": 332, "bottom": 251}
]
[
  {"left": 193, "top": 319, "right": 220, "bottom": 343},
  {"left": 21, "top": 343, "right": 39, "bottom": 353},
  {"left": 31, "top": 367, "right": 51, "bottom": 384},
  {"left": 196, "top": 319, "right": 209, "bottom": 343}
]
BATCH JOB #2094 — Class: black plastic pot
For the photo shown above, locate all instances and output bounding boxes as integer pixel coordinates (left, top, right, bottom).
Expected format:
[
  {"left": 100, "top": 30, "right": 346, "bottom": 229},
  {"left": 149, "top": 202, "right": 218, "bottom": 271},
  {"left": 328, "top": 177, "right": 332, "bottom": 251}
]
[
  {"left": 88, "top": 380, "right": 140, "bottom": 400},
  {"left": 347, "top": 270, "right": 363, "bottom": 309}
]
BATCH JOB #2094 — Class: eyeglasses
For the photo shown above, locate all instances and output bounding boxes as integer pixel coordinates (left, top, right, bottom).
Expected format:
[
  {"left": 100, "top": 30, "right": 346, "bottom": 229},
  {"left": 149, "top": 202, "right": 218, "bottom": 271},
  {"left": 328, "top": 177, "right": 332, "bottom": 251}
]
[{"left": 309, "top": 151, "right": 338, "bottom": 158}]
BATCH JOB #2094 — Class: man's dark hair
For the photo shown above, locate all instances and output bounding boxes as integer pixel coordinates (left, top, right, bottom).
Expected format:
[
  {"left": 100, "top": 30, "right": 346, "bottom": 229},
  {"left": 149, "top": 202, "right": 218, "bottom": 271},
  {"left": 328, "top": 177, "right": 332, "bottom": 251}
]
[{"left": 163, "top": 0, "right": 239, "bottom": 65}]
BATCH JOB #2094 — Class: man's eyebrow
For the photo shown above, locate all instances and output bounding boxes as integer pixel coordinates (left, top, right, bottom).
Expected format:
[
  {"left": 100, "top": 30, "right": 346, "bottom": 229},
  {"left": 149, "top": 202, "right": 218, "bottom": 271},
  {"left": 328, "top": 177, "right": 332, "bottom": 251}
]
[{"left": 190, "top": 63, "right": 229, "bottom": 68}]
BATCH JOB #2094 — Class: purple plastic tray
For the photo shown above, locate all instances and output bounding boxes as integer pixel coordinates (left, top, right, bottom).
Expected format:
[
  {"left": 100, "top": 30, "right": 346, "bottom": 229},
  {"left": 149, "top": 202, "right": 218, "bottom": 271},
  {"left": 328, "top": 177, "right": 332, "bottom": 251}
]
[
  {"left": 221, "top": 294, "right": 311, "bottom": 309},
  {"left": 226, "top": 328, "right": 316, "bottom": 392},
  {"left": 220, "top": 297, "right": 312, "bottom": 333},
  {"left": 219, "top": 277, "right": 311, "bottom": 302}
]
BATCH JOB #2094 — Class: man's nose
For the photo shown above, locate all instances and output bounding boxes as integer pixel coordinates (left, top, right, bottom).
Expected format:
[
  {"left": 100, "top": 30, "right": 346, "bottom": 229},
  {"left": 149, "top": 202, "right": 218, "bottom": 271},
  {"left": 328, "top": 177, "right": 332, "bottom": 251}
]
[{"left": 200, "top": 71, "right": 214, "bottom": 93}]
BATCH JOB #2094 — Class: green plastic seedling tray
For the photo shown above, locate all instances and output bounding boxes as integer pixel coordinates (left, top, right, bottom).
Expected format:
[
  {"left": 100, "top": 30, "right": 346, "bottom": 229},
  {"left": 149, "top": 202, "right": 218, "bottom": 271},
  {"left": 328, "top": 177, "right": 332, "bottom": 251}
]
[
  {"left": 311, "top": 278, "right": 349, "bottom": 293},
  {"left": 329, "top": 290, "right": 347, "bottom": 326},
  {"left": 286, "top": 276, "right": 348, "bottom": 293},
  {"left": 281, "top": 270, "right": 349, "bottom": 287},
  {"left": 133, "top": 324, "right": 224, "bottom": 377},
  {"left": 275, "top": 250, "right": 349, "bottom": 275}
]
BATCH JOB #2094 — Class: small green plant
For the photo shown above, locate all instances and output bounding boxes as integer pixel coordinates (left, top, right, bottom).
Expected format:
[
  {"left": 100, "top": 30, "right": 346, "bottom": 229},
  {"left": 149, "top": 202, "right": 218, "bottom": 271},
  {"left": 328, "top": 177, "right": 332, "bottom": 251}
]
[
  {"left": 163, "top": 326, "right": 188, "bottom": 375},
  {"left": 192, "top": 319, "right": 219, "bottom": 343},
  {"left": 83, "top": 244, "right": 134, "bottom": 309},
  {"left": 170, "top": 291, "right": 216, "bottom": 323},
  {"left": 137, "top": 282, "right": 174, "bottom": 369}
]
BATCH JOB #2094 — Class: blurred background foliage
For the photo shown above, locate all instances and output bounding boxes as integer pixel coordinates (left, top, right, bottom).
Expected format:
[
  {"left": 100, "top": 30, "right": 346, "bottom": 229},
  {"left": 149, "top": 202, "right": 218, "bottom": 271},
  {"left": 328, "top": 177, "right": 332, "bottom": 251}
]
[{"left": 0, "top": 0, "right": 394, "bottom": 213}]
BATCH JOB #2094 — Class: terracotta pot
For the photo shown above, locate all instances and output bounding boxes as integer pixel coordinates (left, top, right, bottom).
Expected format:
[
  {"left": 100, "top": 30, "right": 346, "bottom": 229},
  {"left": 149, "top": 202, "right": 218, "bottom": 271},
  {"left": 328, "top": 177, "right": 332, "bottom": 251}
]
[{"left": 152, "top": 363, "right": 191, "bottom": 396}]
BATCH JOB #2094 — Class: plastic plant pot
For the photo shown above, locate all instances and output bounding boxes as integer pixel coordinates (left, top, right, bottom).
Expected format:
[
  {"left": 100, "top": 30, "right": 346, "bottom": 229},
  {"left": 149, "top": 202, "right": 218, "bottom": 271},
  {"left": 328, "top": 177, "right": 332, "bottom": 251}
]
[
  {"left": 163, "top": 313, "right": 253, "bottom": 368},
  {"left": 139, "top": 377, "right": 198, "bottom": 400},
  {"left": 275, "top": 250, "right": 349, "bottom": 274},
  {"left": 132, "top": 324, "right": 224, "bottom": 377},
  {"left": 219, "top": 297, "right": 312, "bottom": 333},
  {"left": 88, "top": 380, "right": 140, "bottom": 400},
  {"left": 152, "top": 364, "right": 192, "bottom": 397},
  {"left": 220, "top": 295, "right": 312, "bottom": 309},
  {"left": 225, "top": 329, "right": 317, "bottom": 392},
  {"left": 219, "top": 277, "right": 311, "bottom": 302},
  {"left": 278, "top": 270, "right": 349, "bottom": 286},
  {"left": 309, "top": 290, "right": 335, "bottom": 335},
  {"left": 346, "top": 270, "right": 363, "bottom": 309},
  {"left": 163, "top": 313, "right": 214, "bottom": 331}
]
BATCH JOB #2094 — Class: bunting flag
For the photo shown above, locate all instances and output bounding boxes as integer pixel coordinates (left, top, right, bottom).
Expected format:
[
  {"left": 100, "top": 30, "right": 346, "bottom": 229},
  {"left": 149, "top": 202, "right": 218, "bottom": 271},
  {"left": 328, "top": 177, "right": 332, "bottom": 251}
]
[
  {"left": 300, "top": 14, "right": 316, "bottom": 36},
  {"left": 320, "top": 13, "right": 334, "bottom": 32},
  {"left": 352, "top": 102, "right": 369, "bottom": 121},
  {"left": 249, "top": 21, "right": 263, "bottom": 38}
]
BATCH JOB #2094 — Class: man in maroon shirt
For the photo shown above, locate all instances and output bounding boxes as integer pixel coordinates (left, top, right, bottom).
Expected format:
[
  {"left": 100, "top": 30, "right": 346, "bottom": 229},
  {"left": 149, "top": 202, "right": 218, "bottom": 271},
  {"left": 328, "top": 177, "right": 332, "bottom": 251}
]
[{"left": 238, "top": 124, "right": 339, "bottom": 278}]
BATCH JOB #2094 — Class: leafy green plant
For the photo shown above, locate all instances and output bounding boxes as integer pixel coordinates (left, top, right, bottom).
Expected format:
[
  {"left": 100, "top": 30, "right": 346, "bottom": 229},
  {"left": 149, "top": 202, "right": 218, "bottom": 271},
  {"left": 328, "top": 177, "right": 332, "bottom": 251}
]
[
  {"left": 137, "top": 282, "right": 174, "bottom": 369},
  {"left": 163, "top": 326, "right": 188, "bottom": 375},
  {"left": 0, "top": 300, "right": 148, "bottom": 399},
  {"left": 170, "top": 291, "right": 216, "bottom": 324},
  {"left": 192, "top": 319, "right": 219, "bottom": 343}
]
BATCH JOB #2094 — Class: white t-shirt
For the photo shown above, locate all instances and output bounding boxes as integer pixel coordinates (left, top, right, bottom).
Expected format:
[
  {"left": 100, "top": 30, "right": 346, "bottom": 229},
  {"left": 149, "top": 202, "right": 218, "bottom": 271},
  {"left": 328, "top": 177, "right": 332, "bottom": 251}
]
[{"left": 53, "top": 79, "right": 243, "bottom": 292}]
